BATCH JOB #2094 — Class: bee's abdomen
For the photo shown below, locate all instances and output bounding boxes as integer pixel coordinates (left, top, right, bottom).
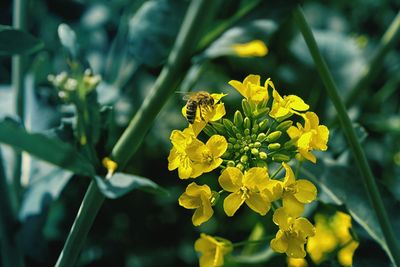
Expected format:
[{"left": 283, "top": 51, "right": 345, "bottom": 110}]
[{"left": 186, "top": 101, "right": 197, "bottom": 124}]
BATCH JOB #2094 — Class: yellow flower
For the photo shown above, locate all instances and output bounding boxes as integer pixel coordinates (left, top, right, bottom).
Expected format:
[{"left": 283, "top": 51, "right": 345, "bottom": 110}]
[
  {"left": 280, "top": 163, "right": 317, "bottom": 217},
  {"left": 287, "top": 112, "right": 329, "bottom": 163},
  {"left": 338, "top": 240, "right": 359, "bottom": 266},
  {"left": 270, "top": 207, "right": 315, "bottom": 258},
  {"left": 182, "top": 93, "right": 226, "bottom": 136},
  {"left": 269, "top": 88, "right": 309, "bottom": 120},
  {"left": 307, "top": 211, "right": 358, "bottom": 266},
  {"left": 194, "top": 233, "right": 233, "bottom": 267},
  {"left": 287, "top": 257, "right": 308, "bottom": 267},
  {"left": 232, "top": 40, "right": 268, "bottom": 57},
  {"left": 186, "top": 135, "right": 228, "bottom": 177},
  {"left": 218, "top": 167, "right": 275, "bottom": 216},
  {"left": 178, "top": 182, "right": 214, "bottom": 226},
  {"left": 168, "top": 127, "right": 197, "bottom": 179},
  {"left": 228, "top": 74, "right": 269, "bottom": 103}
]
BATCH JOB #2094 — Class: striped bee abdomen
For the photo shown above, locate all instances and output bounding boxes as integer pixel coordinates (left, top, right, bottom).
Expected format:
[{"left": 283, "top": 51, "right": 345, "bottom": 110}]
[{"left": 186, "top": 99, "right": 198, "bottom": 124}]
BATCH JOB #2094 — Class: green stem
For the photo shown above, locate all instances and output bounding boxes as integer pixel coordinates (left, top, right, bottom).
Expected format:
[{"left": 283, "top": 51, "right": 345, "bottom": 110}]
[
  {"left": 55, "top": 1, "right": 218, "bottom": 266},
  {"left": 11, "top": 0, "right": 27, "bottom": 208},
  {"left": 345, "top": 10, "right": 400, "bottom": 107},
  {"left": 0, "top": 149, "right": 25, "bottom": 267},
  {"left": 55, "top": 182, "right": 105, "bottom": 267},
  {"left": 293, "top": 6, "right": 400, "bottom": 266}
]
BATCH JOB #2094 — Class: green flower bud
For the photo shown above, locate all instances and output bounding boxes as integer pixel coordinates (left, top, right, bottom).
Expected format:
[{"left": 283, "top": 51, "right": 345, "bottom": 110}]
[
  {"left": 203, "top": 124, "right": 217, "bottom": 136},
  {"left": 276, "top": 120, "right": 293, "bottom": 131},
  {"left": 228, "top": 137, "right": 237, "bottom": 143},
  {"left": 272, "top": 153, "right": 291, "bottom": 162},
  {"left": 251, "top": 148, "right": 259, "bottom": 156},
  {"left": 268, "top": 143, "right": 281, "bottom": 150},
  {"left": 234, "top": 144, "right": 241, "bottom": 150},
  {"left": 211, "top": 122, "right": 226, "bottom": 135},
  {"left": 222, "top": 151, "right": 231, "bottom": 158},
  {"left": 266, "top": 131, "right": 282, "bottom": 142},
  {"left": 244, "top": 128, "right": 251, "bottom": 136},
  {"left": 234, "top": 110, "right": 244, "bottom": 128},
  {"left": 227, "top": 143, "right": 234, "bottom": 150},
  {"left": 252, "top": 123, "right": 259, "bottom": 134},
  {"left": 242, "top": 99, "right": 252, "bottom": 117},
  {"left": 244, "top": 146, "right": 249, "bottom": 152},
  {"left": 255, "top": 160, "right": 268, "bottom": 168},
  {"left": 227, "top": 160, "right": 235, "bottom": 167},
  {"left": 223, "top": 119, "right": 235, "bottom": 136},
  {"left": 236, "top": 133, "right": 243, "bottom": 139},
  {"left": 253, "top": 107, "right": 270, "bottom": 119},
  {"left": 251, "top": 134, "right": 257, "bottom": 141},
  {"left": 240, "top": 155, "right": 249, "bottom": 163},
  {"left": 254, "top": 141, "right": 262, "bottom": 148},
  {"left": 259, "top": 152, "right": 268, "bottom": 159},
  {"left": 257, "top": 133, "right": 267, "bottom": 142},
  {"left": 232, "top": 125, "right": 239, "bottom": 133},
  {"left": 259, "top": 119, "right": 269, "bottom": 132},
  {"left": 243, "top": 117, "right": 251, "bottom": 129},
  {"left": 284, "top": 139, "right": 297, "bottom": 149},
  {"left": 236, "top": 163, "right": 245, "bottom": 171}
]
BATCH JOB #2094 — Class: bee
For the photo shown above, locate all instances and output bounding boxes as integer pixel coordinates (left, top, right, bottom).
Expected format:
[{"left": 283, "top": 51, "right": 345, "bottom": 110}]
[{"left": 184, "top": 91, "right": 215, "bottom": 124}]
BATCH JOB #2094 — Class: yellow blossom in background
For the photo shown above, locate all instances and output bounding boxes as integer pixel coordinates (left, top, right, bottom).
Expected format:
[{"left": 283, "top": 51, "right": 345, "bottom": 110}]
[
  {"left": 269, "top": 88, "right": 309, "bottom": 120},
  {"left": 168, "top": 128, "right": 197, "bottom": 179},
  {"left": 287, "top": 111, "right": 329, "bottom": 163},
  {"left": 186, "top": 135, "right": 228, "bottom": 177},
  {"left": 219, "top": 167, "right": 274, "bottom": 216},
  {"left": 178, "top": 182, "right": 214, "bottom": 226},
  {"left": 182, "top": 93, "right": 227, "bottom": 136},
  {"left": 228, "top": 74, "right": 269, "bottom": 103},
  {"left": 307, "top": 211, "right": 359, "bottom": 266},
  {"left": 270, "top": 207, "right": 315, "bottom": 258},
  {"left": 280, "top": 163, "right": 317, "bottom": 217},
  {"left": 195, "top": 233, "right": 233, "bottom": 267},
  {"left": 287, "top": 257, "right": 308, "bottom": 267},
  {"left": 232, "top": 40, "right": 268, "bottom": 57}
]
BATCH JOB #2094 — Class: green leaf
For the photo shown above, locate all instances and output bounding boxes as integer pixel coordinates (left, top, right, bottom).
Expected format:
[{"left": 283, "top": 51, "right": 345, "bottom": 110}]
[
  {"left": 94, "top": 172, "right": 168, "bottom": 199},
  {"left": 127, "top": 0, "right": 188, "bottom": 66},
  {"left": 0, "top": 25, "right": 44, "bottom": 55},
  {"left": 302, "top": 160, "right": 400, "bottom": 261},
  {"left": 0, "top": 118, "right": 94, "bottom": 176}
]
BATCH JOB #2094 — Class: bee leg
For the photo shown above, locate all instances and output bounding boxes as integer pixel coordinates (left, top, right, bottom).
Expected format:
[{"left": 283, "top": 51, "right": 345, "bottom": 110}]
[{"left": 199, "top": 107, "right": 206, "bottom": 121}]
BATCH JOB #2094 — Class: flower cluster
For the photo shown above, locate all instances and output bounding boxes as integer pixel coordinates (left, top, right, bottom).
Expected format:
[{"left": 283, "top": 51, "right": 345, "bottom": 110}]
[{"left": 168, "top": 74, "right": 329, "bottom": 266}]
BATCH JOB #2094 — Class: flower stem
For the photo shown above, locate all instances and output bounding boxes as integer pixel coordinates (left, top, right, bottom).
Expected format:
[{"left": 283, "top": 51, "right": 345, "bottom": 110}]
[
  {"left": 293, "top": 6, "right": 400, "bottom": 266},
  {"left": 55, "top": 0, "right": 218, "bottom": 266}
]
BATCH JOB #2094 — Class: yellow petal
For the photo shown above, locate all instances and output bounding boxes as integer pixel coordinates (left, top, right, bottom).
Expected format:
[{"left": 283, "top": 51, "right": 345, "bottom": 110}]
[
  {"left": 179, "top": 193, "right": 200, "bottom": 209},
  {"left": 209, "top": 103, "right": 226, "bottom": 121},
  {"left": 167, "top": 147, "right": 180, "bottom": 171},
  {"left": 223, "top": 192, "right": 245, "bottom": 217},
  {"left": 297, "top": 132, "right": 313, "bottom": 149},
  {"left": 282, "top": 194, "right": 305, "bottom": 218},
  {"left": 286, "top": 237, "right": 307, "bottom": 258},
  {"left": 299, "top": 149, "right": 316, "bottom": 163},
  {"left": 338, "top": 241, "right": 359, "bottom": 266},
  {"left": 264, "top": 180, "right": 283, "bottom": 201},
  {"left": 170, "top": 130, "right": 189, "bottom": 152},
  {"left": 294, "top": 180, "right": 317, "bottom": 203},
  {"left": 287, "top": 126, "right": 301, "bottom": 139},
  {"left": 270, "top": 230, "right": 288, "bottom": 253},
  {"left": 195, "top": 233, "right": 215, "bottom": 252},
  {"left": 232, "top": 40, "right": 268, "bottom": 57},
  {"left": 186, "top": 138, "right": 207, "bottom": 162},
  {"left": 228, "top": 80, "right": 248, "bottom": 99},
  {"left": 245, "top": 192, "right": 271, "bottom": 215},
  {"left": 218, "top": 167, "right": 243, "bottom": 192},
  {"left": 273, "top": 207, "right": 290, "bottom": 231},
  {"left": 243, "top": 167, "right": 269, "bottom": 189},
  {"left": 286, "top": 95, "right": 309, "bottom": 111},
  {"left": 244, "top": 74, "right": 261, "bottom": 87},
  {"left": 206, "top": 135, "right": 228, "bottom": 158},
  {"left": 192, "top": 194, "right": 214, "bottom": 226},
  {"left": 177, "top": 157, "right": 194, "bottom": 179},
  {"left": 295, "top": 217, "right": 315, "bottom": 237},
  {"left": 282, "top": 163, "right": 296, "bottom": 186}
]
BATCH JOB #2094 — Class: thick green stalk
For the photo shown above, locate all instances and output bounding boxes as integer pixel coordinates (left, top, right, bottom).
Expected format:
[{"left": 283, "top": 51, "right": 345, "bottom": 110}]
[
  {"left": 293, "top": 6, "right": 400, "bottom": 266},
  {"left": 55, "top": 1, "right": 217, "bottom": 266},
  {"left": 345, "top": 10, "right": 400, "bottom": 107},
  {"left": 11, "top": 0, "right": 27, "bottom": 204},
  {"left": 0, "top": 149, "right": 25, "bottom": 267}
]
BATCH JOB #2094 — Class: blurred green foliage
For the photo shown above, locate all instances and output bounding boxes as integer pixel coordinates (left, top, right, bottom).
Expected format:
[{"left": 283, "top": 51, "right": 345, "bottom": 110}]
[{"left": 0, "top": 0, "right": 400, "bottom": 266}]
